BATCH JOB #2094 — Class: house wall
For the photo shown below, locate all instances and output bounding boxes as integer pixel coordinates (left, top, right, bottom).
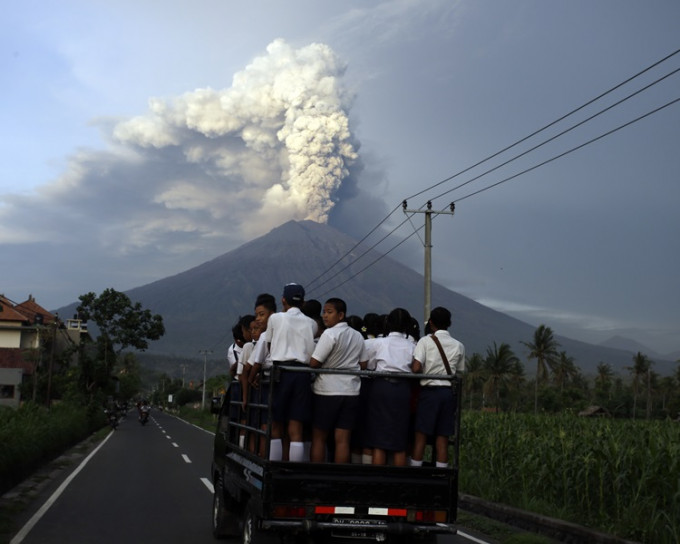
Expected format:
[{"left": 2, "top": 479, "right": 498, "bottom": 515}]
[
  {"left": 0, "top": 367, "right": 24, "bottom": 408},
  {"left": 0, "top": 327, "right": 22, "bottom": 349}
]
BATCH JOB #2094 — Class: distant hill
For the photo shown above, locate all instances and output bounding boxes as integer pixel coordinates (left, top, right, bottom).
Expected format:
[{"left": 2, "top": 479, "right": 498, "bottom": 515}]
[
  {"left": 599, "top": 336, "right": 661, "bottom": 359},
  {"left": 56, "top": 220, "right": 675, "bottom": 377}
]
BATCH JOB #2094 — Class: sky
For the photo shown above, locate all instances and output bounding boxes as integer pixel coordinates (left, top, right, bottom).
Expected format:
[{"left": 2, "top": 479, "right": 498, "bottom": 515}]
[{"left": 1, "top": 1, "right": 679, "bottom": 356}]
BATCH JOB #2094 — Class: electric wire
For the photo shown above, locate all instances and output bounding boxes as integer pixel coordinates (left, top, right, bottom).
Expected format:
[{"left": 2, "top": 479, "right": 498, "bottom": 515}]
[
  {"left": 426, "top": 66, "right": 680, "bottom": 205},
  {"left": 305, "top": 48, "right": 680, "bottom": 292},
  {"left": 311, "top": 95, "right": 680, "bottom": 296}
]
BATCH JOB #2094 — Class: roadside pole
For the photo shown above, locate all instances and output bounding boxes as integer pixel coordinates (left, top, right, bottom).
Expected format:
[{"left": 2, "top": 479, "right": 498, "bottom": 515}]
[
  {"left": 198, "top": 349, "right": 212, "bottom": 410},
  {"left": 402, "top": 200, "right": 455, "bottom": 325}
]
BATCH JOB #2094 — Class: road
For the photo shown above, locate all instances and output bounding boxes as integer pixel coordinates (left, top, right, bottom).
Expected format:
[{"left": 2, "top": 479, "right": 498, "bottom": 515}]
[{"left": 11, "top": 410, "right": 492, "bottom": 544}]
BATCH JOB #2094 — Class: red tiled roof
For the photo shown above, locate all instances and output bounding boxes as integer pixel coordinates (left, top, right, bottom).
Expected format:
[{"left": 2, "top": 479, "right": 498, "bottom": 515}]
[
  {"left": 0, "top": 348, "right": 35, "bottom": 374},
  {"left": 0, "top": 297, "right": 29, "bottom": 323},
  {"left": 15, "top": 295, "right": 56, "bottom": 324}
]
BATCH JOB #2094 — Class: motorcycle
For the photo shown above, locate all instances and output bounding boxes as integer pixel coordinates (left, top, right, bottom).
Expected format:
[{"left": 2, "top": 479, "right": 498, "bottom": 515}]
[
  {"left": 139, "top": 404, "right": 150, "bottom": 425},
  {"left": 105, "top": 409, "right": 119, "bottom": 430}
]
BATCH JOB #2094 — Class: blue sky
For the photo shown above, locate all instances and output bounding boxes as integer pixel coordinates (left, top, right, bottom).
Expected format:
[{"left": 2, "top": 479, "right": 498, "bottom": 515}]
[{"left": 1, "top": 1, "right": 679, "bottom": 355}]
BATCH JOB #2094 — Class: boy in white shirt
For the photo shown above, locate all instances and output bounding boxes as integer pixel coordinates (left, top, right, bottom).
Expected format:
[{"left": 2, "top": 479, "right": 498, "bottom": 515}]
[
  {"left": 410, "top": 306, "right": 465, "bottom": 468},
  {"left": 309, "top": 298, "right": 366, "bottom": 463},
  {"left": 255, "top": 283, "right": 317, "bottom": 462}
]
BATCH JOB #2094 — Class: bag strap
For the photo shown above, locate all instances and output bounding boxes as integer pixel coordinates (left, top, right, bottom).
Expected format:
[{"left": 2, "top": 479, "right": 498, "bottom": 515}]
[{"left": 430, "top": 334, "right": 453, "bottom": 375}]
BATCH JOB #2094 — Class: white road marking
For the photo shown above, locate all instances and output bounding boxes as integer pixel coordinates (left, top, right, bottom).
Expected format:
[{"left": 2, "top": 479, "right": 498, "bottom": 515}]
[
  {"left": 172, "top": 442, "right": 179, "bottom": 448},
  {"left": 201, "top": 478, "right": 214, "bottom": 493},
  {"left": 458, "top": 529, "right": 493, "bottom": 544},
  {"left": 10, "top": 431, "right": 114, "bottom": 544},
  {"left": 182, "top": 454, "right": 192, "bottom": 463},
  {"left": 166, "top": 435, "right": 171, "bottom": 439}
]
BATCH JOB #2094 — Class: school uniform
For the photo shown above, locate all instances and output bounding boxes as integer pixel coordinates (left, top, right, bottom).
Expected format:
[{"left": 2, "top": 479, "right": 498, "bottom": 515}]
[
  {"left": 311, "top": 322, "right": 365, "bottom": 431},
  {"left": 247, "top": 337, "right": 273, "bottom": 427},
  {"left": 227, "top": 342, "right": 243, "bottom": 420},
  {"left": 365, "top": 332, "right": 415, "bottom": 452},
  {"left": 258, "top": 308, "right": 317, "bottom": 423},
  {"left": 413, "top": 330, "right": 465, "bottom": 437}
]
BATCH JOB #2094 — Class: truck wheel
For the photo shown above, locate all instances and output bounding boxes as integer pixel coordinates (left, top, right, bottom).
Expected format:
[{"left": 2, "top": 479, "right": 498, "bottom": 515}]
[
  {"left": 243, "top": 502, "right": 280, "bottom": 544},
  {"left": 212, "top": 475, "right": 240, "bottom": 538}
]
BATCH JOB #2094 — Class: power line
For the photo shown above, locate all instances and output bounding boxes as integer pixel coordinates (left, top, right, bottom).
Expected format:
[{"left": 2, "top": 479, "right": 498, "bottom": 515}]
[
  {"left": 305, "top": 48, "right": 680, "bottom": 294},
  {"left": 309, "top": 96, "right": 680, "bottom": 296}
]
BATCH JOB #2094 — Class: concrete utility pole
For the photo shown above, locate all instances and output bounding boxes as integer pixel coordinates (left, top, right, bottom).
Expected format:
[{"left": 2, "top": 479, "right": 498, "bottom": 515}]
[
  {"left": 402, "top": 200, "right": 456, "bottom": 326},
  {"left": 198, "top": 349, "right": 213, "bottom": 410}
]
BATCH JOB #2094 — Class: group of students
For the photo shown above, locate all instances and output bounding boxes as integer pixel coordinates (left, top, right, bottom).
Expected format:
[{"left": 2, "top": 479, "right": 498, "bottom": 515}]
[{"left": 226, "top": 282, "right": 465, "bottom": 468}]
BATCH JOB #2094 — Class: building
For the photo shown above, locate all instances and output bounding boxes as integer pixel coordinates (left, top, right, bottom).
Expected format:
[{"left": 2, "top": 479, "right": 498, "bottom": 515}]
[{"left": 0, "top": 294, "right": 88, "bottom": 408}]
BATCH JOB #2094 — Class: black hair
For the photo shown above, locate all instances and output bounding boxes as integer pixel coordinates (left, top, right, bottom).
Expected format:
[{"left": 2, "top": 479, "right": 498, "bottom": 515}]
[
  {"left": 429, "top": 306, "right": 452, "bottom": 330},
  {"left": 363, "top": 312, "right": 383, "bottom": 337},
  {"left": 254, "top": 293, "right": 276, "bottom": 313},
  {"left": 409, "top": 316, "right": 421, "bottom": 341},
  {"left": 324, "top": 297, "right": 347, "bottom": 316},
  {"left": 386, "top": 308, "right": 412, "bottom": 335},
  {"left": 239, "top": 314, "right": 256, "bottom": 329},
  {"left": 347, "top": 315, "right": 363, "bottom": 333},
  {"left": 231, "top": 323, "right": 244, "bottom": 343},
  {"left": 302, "top": 299, "right": 322, "bottom": 318}
]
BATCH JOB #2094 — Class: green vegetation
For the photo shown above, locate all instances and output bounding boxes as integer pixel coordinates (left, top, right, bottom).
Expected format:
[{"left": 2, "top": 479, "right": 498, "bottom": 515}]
[
  {"left": 0, "top": 402, "right": 104, "bottom": 494},
  {"left": 459, "top": 411, "right": 680, "bottom": 543}
]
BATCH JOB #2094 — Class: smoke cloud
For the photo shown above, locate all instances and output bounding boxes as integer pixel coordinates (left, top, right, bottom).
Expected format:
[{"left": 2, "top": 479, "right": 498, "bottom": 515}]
[
  {"left": 112, "top": 39, "right": 357, "bottom": 238},
  {"left": 0, "top": 40, "right": 357, "bottom": 256}
]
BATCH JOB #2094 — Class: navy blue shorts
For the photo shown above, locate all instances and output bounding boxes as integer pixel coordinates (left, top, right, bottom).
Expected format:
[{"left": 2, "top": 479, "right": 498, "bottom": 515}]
[
  {"left": 365, "top": 378, "right": 411, "bottom": 452},
  {"left": 351, "top": 377, "right": 372, "bottom": 449},
  {"left": 229, "top": 381, "right": 242, "bottom": 420},
  {"left": 248, "top": 381, "right": 270, "bottom": 428},
  {"left": 272, "top": 367, "right": 312, "bottom": 424},
  {"left": 415, "top": 387, "right": 456, "bottom": 437},
  {"left": 313, "top": 394, "right": 360, "bottom": 432}
]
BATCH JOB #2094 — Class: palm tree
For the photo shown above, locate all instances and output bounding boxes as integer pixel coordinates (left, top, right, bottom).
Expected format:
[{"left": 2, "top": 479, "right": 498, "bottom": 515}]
[
  {"left": 483, "top": 342, "right": 520, "bottom": 412},
  {"left": 464, "top": 353, "right": 485, "bottom": 410},
  {"left": 553, "top": 351, "right": 579, "bottom": 394},
  {"left": 626, "top": 352, "right": 651, "bottom": 419},
  {"left": 594, "top": 362, "right": 614, "bottom": 402},
  {"left": 522, "top": 325, "right": 560, "bottom": 414}
]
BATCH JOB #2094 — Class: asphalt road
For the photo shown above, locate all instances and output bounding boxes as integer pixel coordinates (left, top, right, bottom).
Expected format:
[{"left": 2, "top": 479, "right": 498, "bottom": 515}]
[{"left": 11, "top": 410, "right": 492, "bottom": 544}]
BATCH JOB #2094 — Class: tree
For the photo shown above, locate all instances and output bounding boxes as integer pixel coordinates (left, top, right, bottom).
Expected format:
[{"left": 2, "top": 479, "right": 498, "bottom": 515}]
[
  {"left": 464, "top": 353, "right": 485, "bottom": 410},
  {"left": 594, "top": 362, "right": 614, "bottom": 403},
  {"left": 553, "top": 351, "right": 579, "bottom": 394},
  {"left": 626, "top": 352, "right": 651, "bottom": 419},
  {"left": 75, "top": 288, "right": 165, "bottom": 402},
  {"left": 483, "top": 342, "right": 520, "bottom": 412},
  {"left": 522, "top": 325, "right": 560, "bottom": 414}
]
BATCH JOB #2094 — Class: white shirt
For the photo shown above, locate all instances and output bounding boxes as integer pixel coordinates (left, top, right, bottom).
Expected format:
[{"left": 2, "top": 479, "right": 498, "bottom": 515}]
[
  {"left": 413, "top": 330, "right": 465, "bottom": 387},
  {"left": 369, "top": 332, "right": 415, "bottom": 373},
  {"left": 238, "top": 342, "right": 254, "bottom": 376},
  {"left": 312, "top": 322, "right": 366, "bottom": 396},
  {"left": 248, "top": 337, "right": 272, "bottom": 369},
  {"left": 259, "top": 307, "right": 317, "bottom": 364},
  {"left": 227, "top": 342, "right": 242, "bottom": 372}
]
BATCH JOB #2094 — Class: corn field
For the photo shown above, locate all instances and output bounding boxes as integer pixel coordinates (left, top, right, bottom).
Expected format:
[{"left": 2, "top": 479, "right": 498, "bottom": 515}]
[{"left": 459, "top": 411, "right": 680, "bottom": 543}]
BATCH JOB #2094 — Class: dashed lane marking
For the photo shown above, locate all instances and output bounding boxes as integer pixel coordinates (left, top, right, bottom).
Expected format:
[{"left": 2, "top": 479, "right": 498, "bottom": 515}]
[
  {"left": 182, "top": 454, "right": 192, "bottom": 464},
  {"left": 201, "top": 478, "right": 214, "bottom": 493}
]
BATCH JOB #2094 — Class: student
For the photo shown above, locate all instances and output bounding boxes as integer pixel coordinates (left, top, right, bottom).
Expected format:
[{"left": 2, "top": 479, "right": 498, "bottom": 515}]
[
  {"left": 363, "top": 308, "right": 415, "bottom": 466},
  {"left": 309, "top": 298, "right": 366, "bottom": 463},
  {"left": 244, "top": 294, "right": 277, "bottom": 457},
  {"left": 233, "top": 315, "right": 256, "bottom": 448},
  {"left": 410, "top": 306, "right": 465, "bottom": 468},
  {"left": 253, "top": 283, "right": 317, "bottom": 462}
]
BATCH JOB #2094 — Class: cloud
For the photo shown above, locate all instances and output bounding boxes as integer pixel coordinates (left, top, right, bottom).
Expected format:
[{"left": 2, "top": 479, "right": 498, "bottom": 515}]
[{"left": 0, "top": 39, "right": 358, "bottom": 260}]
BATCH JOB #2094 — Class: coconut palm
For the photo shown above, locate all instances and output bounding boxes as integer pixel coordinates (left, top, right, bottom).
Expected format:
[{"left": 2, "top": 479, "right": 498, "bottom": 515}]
[
  {"left": 464, "top": 352, "right": 485, "bottom": 410},
  {"left": 483, "top": 342, "right": 519, "bottom": 412},
  {"left": 626, "top": 351, "right": 651, "bottom": 419},
  {"left": 553, "top": 351, "right": 579, "bottom": 394},
  {"left": 522, "top": 324, "right": 560, "bottom": 414},
  {"left": 594, "top": 362, "right": 614, "bottom": 402}
]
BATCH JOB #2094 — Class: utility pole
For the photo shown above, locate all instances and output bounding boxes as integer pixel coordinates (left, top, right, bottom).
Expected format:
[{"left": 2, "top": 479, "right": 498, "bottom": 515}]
[
  {"left": 198, "top": 349, "right": 212, "bottom": 410},
  {"left": 402, "top": 200, "right": 456, "bottom": 326}
]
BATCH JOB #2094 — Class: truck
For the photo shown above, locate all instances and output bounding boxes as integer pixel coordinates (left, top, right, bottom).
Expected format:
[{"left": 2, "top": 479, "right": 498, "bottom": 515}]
[{"left": 211, "top": 364, "right": 462, "bottom": 543}]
